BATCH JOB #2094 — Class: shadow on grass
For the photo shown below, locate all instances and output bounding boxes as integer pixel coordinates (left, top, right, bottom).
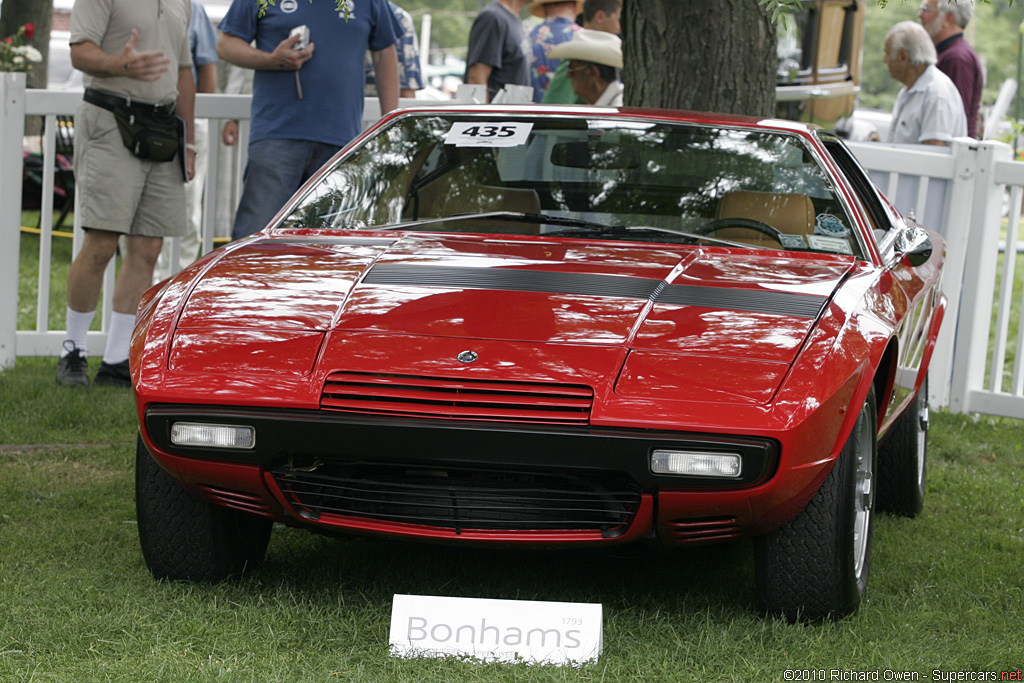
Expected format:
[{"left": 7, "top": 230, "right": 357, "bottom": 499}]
[{"left": 239, "top": 529, "right": 757, "bottom": 618}]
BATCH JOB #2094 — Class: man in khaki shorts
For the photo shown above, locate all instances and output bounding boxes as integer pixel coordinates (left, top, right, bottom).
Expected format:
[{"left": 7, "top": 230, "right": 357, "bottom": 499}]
[{"left": 56, "top": 0, "right": 196, "bottom": 387}]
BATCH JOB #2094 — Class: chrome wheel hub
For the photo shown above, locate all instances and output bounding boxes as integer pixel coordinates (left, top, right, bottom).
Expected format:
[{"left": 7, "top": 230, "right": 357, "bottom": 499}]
[{"left": 853, "top": 407, "right": 875, "bottom": 581}]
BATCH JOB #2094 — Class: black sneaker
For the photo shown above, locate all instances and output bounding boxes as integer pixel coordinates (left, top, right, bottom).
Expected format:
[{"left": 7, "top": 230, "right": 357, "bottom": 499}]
[
  {"left": 56, "top": 341, "right": 89, "bottom": 387},
  {"left": 95, "top": 359, "right": 131, "bottom": 388}
]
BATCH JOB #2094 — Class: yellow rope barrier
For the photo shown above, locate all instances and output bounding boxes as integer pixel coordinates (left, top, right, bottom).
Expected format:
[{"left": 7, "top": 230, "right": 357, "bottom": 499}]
[{"left": 21, "top": 226, "right": 74, "bottom": 238}]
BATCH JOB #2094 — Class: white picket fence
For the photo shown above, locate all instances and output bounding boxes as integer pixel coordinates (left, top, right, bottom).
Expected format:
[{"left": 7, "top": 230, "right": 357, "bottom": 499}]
[{"left": 3, "top": 72, "right": 1024, "bottom": 418}]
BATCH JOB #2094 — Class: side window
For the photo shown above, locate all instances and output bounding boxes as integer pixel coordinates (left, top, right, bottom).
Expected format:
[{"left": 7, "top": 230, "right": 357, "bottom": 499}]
[{"left": 820, "top": 136, "right": 893, "bottom": 242}]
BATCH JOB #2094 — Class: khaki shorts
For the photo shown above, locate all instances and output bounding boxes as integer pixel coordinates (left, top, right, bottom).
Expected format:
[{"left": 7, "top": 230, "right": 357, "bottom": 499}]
[{"left": 73, "top": 101, "right": 187, "bottom": 238}]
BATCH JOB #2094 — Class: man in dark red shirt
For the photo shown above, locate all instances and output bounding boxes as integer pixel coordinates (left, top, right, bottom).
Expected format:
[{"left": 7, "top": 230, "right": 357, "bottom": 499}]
[{"left": 919, "top": 0, "right": 984, "bottom": 138}]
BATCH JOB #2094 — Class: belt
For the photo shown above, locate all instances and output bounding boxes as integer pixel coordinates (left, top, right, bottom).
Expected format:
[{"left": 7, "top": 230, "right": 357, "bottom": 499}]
[{"left": 83, "top": 88, "right": 176, "bottom": 115}]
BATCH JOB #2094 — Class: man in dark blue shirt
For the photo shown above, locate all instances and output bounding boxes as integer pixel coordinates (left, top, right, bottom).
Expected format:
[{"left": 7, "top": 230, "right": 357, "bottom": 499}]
[{"left": 465, "top": 0, "right": 531, "bottom": 102}]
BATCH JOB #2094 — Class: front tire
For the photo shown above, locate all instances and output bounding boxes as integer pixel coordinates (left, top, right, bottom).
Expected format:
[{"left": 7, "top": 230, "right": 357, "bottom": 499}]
[
  {"left": 754, "top": 387, "right": 877, "bottom": 621},
  {"left": 135, "top": 435, "right": 272, "bottom": 582},
  {"left": 877, "top": 374, "right": 928, "bottom": 517}
]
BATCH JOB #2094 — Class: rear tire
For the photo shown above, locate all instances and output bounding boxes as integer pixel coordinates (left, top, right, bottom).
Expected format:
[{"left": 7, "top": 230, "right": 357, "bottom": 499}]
[
  {"left": 754, "top": 387, "right": 877, "bottom": 621},
  {"left": 877, "top": 374, "right": 928, "bottom": 518},
  {"left": 135, "top": 435, "right": 272, "bottom": 582}
]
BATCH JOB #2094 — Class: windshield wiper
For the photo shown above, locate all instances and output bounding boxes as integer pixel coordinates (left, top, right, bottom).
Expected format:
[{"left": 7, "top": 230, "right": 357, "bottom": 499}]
[
  {"left": 371, "top": 212, "right": 770, "bottom": 249},
  {"left": 543, "top": 224, "right": 682, "bottom": 238},
  {"left": 373, "top": 211, "right": 623, "bottom": 233},
  {"left": 545, "top": 223, "right": 771, "bottom": 249},
  {"left": 665, "top": 229, "right": 773, "bottom": 250}
]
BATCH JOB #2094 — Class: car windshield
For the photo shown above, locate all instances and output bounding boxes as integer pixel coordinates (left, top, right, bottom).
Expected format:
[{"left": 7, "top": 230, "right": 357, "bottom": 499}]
[{"left": 279, "top": 113, "right": 864, "bottom": 259}]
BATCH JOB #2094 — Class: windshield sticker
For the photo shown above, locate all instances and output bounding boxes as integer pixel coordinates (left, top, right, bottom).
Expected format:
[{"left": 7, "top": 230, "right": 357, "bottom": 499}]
[
  {"left": 779, "top": 234, "right": 806, "bottom": 250},
  {"left": 445, "top": 122, "right": 534, "bottom": 148},
  {"left": 807, "top": 234, "right": 853, "bottom": 255},
  {"left": 814, "top": 212, "right": 850, "bottom": 237}
]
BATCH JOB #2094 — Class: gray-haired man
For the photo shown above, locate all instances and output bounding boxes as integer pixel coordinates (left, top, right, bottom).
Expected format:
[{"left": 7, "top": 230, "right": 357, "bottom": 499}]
[{"left": 884, "top": 21, "right": 966, "bottom": 146}]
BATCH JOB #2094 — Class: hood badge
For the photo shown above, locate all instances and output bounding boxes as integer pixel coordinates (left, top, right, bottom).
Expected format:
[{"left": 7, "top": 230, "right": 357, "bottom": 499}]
[{"left": 457, "top": 350, "right": 479, "bottom": 364}]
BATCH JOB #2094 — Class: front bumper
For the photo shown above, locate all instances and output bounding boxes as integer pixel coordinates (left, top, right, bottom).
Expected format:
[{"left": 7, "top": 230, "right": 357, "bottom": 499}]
[{"left": 142, "top": 404, "right": 783, "bottom": 545}]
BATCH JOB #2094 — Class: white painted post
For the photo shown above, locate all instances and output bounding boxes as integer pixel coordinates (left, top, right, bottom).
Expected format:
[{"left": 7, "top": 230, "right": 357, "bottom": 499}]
[
  {"left": 928, "top": 138, "right": 978, "bottom": 407},
  {"left": 0, "top": 73, "right": 27, "bottom": 370},
  {"left": 948, "top": 140, "right": 1013, "bottom": 414}
]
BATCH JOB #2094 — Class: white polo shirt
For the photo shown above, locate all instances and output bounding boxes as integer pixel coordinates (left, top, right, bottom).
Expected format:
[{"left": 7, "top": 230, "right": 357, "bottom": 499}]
[
  {"left": 888, "top": 64, "right": 967, "bottom": 144},
  {"left": 594, "top": 81, "right": 624, "bottom": 107}
]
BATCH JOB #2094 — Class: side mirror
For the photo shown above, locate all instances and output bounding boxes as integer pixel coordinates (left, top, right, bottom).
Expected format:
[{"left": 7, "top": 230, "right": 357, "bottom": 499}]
[{"left": 892, "top": 226, "right": 933, "bottom": 267}]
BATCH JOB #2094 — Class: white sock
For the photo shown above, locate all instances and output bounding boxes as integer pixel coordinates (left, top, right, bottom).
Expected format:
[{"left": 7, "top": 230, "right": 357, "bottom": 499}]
[
  {"left": 64, "top": 307, "right": 96, "bottom": 357},
  {"left": 102, "top": 311, "right": 136, "bottom": 365}
]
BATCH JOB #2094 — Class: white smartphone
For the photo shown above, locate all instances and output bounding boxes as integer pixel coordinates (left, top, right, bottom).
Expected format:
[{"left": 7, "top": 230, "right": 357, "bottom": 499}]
[{"left": 289, "top": 25, "right": 310, "bottom": 51}]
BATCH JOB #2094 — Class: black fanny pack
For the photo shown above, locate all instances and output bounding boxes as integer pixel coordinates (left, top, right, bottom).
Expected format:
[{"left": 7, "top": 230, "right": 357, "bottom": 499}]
[{"left": 84, "top": 89, "right": 181, "bottom": 163}]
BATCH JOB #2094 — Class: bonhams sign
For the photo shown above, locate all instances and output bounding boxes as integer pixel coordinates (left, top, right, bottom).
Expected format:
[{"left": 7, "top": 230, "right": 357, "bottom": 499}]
[{"left": 389, "top": 594, "right": 603, "bottom": 666}]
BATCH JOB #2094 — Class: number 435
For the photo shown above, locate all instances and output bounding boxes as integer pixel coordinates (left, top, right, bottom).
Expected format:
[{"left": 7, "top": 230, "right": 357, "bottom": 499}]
[{"left": 462, "top": 125, "right": 517, "bottom": 138}]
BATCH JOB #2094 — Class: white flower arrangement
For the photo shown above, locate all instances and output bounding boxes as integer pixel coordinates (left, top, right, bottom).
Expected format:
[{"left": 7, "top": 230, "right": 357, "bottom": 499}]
[{"left": 1, "top": 24, "right": 41, "bottom": 74}]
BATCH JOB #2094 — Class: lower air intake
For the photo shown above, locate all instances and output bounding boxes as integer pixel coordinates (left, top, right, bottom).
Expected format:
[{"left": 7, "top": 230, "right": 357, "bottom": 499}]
[
  {"left": 667, "top": 516, "right": 742, "bottom": 543},
  {"left": 271, "top": 462, "right": 641, "bottom": 534},
  {"left": 197, "top": 485, "right": 273, "bottom": 517}
]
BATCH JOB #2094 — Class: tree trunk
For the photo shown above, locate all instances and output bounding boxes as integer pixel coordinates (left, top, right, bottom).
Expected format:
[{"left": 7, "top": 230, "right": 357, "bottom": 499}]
[
  {"left": 622, "top": 0, "right": 776, "bottom": 117},
  {"left": 0, "top": 0, "right": 54, "bottom": 91}
]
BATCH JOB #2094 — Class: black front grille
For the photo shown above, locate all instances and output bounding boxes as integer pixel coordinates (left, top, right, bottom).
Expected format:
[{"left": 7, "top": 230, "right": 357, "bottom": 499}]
[{"left": 271, "top": 462, "right": 642, "bottom": 535}]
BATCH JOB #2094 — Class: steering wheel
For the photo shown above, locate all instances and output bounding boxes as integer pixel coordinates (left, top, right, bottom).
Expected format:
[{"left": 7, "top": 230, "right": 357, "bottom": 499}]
[{"left": 693, "top": 218, "right": 786, "bottom": 245}]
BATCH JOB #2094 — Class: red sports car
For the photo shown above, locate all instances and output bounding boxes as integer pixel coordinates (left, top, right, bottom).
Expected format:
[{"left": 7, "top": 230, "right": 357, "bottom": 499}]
[{"left": 132, "top": 106, "right": 944, "bottom": 621}]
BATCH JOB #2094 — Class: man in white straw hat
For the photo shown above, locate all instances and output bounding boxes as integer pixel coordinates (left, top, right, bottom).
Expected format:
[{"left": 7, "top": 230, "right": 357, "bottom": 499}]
[
  {"left": 526, "top": 0, "right": 582, "bottom": 102},
  {"left": 547, "top": 28, "right": 623, "bottom": 105},
  {"left": 542, "top": 0, "right": 621, "bottom": 104}
]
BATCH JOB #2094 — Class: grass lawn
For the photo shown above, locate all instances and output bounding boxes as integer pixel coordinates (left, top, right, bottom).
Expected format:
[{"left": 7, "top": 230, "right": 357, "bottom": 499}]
[{"left": 1, "top": 358, "right": 1022, "bottom": 682}]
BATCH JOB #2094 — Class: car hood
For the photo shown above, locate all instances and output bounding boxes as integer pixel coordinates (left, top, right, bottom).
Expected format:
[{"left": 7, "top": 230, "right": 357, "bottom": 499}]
[{"left": 168, "top": 233, "right": 853, "bottom": 403}]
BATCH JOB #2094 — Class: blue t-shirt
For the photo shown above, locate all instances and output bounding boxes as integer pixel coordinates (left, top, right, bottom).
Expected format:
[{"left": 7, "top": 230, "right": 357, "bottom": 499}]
[{"left": 218, "top": 0, "right": 398, "bottom": 147}]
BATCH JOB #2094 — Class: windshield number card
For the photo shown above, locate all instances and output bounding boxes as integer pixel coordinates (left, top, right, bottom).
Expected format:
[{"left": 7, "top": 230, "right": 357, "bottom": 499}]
[
  {"left": 445, "top": 122, "right": 534, "bottom": 148},
  {"left": 389, "top": 594, "right": 602, "bottom": 667}
]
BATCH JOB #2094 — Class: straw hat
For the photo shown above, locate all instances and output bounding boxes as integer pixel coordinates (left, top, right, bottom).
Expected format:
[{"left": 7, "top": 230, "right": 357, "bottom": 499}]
[
  {"left": 528, "top": 0, "right": 584, "bottom": 19},
  {"left": 547, "top": 29, "right": 623, "bottom": 69}
]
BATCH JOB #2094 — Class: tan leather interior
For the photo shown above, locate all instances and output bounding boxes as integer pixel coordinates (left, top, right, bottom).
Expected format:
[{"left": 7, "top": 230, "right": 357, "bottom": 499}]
[
  {"left": 714, "top": 190, "right": 815, "bottom": 247},
  {"left": 405, "top": 151, "right": 542, "bottom": 221},
  {"left": 418, "top": 184, "right": 542, "bottom": 219}
]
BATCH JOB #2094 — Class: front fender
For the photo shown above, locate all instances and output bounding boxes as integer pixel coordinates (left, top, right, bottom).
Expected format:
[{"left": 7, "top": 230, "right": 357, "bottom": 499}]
[{"left": 757, "top": 271, "right": 896, "bottom": 531}]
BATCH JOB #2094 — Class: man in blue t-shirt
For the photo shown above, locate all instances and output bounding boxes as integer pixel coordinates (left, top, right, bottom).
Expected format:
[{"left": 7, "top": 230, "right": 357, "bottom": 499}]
[
  {"left": 465, "top": 0, "right": 531, "bottom": 102},
  {"left": 217, "top": 0, "right": 399, "bottom": 240}
]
